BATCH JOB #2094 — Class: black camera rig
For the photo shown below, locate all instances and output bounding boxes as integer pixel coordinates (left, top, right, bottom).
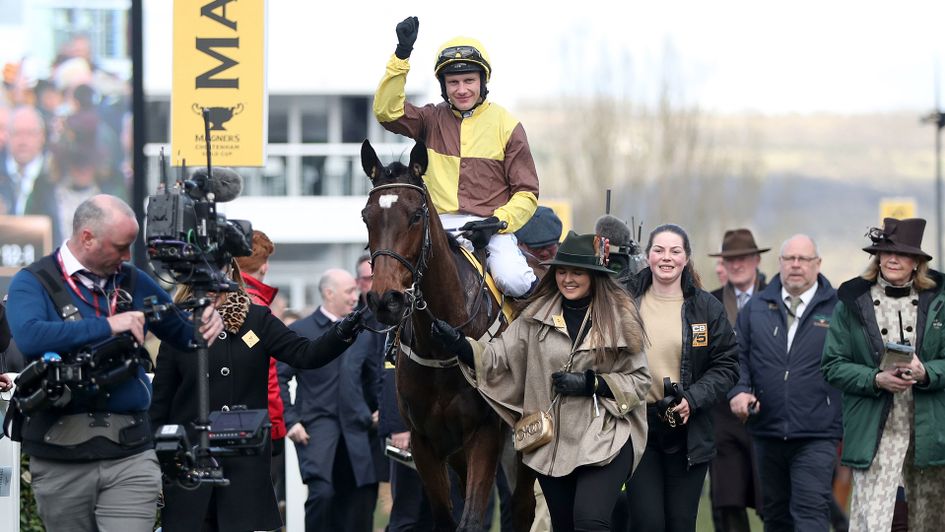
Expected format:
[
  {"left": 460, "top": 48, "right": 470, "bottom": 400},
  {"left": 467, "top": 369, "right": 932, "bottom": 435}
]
[
  {"left": 146, "top": 109, "right": 261, "bottom": 489},
  {"left": 11, "top": 296, "right": 170, "bottom": 414}
]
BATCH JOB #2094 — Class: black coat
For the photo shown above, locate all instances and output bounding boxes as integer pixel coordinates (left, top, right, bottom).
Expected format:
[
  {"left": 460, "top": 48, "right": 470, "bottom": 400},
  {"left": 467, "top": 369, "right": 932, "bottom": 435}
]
[
  {"left": 626, "top": 268, "right": 740, "bottom": 466},
  {"left": 277, "top": 308, "right": 382, "bottom": 487},
  {"left": 150, "top": 304, "right": 353, "bottom": 532}
]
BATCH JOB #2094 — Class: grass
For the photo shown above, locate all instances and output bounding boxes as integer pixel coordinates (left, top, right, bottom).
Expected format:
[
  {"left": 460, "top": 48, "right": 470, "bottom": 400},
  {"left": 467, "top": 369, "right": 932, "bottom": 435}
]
[{"left": 373, "top": 477, "right": 765, "bottom": 531}]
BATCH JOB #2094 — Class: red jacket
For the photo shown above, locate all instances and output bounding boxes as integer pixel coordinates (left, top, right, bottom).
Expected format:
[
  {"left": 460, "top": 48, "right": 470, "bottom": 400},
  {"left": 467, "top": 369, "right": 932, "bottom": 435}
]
[{"left": 241, "top": 273, "right": 287, "bottom": 441}]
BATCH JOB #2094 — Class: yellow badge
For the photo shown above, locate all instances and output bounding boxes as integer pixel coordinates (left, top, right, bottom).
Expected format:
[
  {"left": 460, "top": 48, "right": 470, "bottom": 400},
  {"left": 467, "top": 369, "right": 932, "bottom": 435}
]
[
  {"left": 552, "top": 315, "right": 566, "bottom": 329},
  {"left": 242, "top": 330, "right": 260, "bottom": 348},
  {"left": 691, "top": 323, "right": 708, "bottom": 347}
]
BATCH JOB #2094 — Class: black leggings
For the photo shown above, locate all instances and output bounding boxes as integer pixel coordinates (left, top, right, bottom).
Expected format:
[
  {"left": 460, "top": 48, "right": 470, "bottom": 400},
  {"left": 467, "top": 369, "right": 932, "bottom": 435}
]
[
  {"left": 626, "top": 444, "right": 708, "bottom": 532},
  {"left": 535, "top": 438, "right": 635, "bottom": 532}
]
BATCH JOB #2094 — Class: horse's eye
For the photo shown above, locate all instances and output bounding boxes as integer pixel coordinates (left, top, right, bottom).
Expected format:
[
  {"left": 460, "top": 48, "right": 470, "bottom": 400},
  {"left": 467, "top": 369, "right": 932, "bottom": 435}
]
[{"left": 409, "top": 210, "right": 423, "bottom": 225}]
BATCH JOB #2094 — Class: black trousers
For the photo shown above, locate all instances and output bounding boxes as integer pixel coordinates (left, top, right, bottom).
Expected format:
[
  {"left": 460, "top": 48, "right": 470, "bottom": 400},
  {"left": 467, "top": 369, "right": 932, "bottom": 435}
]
[
  {"left": 752, "top": 437, "right": 836, "bottom": 532},
  {"left": 304, "top": 436, "right": 377, "bottom": 532},
  {"left": 535, "top": 438, "right": 635, "bottom": 532},
  {"left": 388, "top": 460, "right": 434, "bottom": 532},
  {"left": 626, "top": 445, "right": 708, "bottom": 532}
]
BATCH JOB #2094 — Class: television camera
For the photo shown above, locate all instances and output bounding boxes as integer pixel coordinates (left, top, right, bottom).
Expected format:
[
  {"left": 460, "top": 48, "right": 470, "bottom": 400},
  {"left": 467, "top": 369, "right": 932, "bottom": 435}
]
[{"left": 146, "top": 109, "right": 265, "bottom": 488}]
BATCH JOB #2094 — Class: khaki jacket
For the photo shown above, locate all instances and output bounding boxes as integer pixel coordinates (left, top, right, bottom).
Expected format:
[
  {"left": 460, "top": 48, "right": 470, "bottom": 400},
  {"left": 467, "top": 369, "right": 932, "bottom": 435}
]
[{"left": 466, "top": 293, "right": 650, "bottom": 477}]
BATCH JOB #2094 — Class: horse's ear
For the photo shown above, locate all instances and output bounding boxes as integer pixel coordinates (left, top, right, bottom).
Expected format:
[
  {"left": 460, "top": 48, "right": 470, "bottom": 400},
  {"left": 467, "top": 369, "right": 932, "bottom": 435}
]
[
  {"left": 361, "top": 139, "right": 384, "bottom": 184},
  {"left": 409, "top": 141, "right": 428, "bottom": 180}
]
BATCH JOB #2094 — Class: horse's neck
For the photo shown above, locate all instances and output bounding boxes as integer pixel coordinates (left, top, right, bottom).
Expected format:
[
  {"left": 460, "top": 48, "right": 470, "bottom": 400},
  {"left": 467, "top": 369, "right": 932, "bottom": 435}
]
[{"left": 420, "top": 232, "right": 467, "bottom": 323}]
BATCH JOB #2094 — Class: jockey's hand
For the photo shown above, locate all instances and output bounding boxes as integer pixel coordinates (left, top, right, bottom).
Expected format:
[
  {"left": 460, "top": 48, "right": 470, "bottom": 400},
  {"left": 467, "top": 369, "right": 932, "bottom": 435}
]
[
  {"left": 395, "top": 16, "right": 419, "bottom": 59},
  {"left": 430, "top": 319, "right": 473, "bottom": 366},
  {"left": 460, "top": 216, "right": 505, "bottom": 251},
  {"left": 552, "top": 370, "right": 595, "bottom": 396},
  {"left": 334, "top": 307, "right": 366, "bottom": 342}
]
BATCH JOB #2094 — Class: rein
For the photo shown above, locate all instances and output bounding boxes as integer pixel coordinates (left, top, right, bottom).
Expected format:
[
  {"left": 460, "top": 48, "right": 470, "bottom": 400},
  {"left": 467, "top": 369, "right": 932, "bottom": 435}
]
[{"left": 366, "top": 182, "right": 496, "bottom": 367}]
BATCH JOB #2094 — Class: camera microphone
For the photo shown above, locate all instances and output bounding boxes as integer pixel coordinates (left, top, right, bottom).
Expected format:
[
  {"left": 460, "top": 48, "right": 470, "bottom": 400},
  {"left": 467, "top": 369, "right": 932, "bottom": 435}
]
[
  {"left": 595, "top": 214, "right": 632, "bottom": 248},
  {"left": 188, "top": 167, "right": 244, "bottom": 202}
]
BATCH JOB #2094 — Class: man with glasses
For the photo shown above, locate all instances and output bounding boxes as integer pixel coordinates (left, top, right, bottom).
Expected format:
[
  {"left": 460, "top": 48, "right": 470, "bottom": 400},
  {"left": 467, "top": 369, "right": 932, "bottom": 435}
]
[
  {"left": 373, "top": 16, "right": 540, "bottom": 297},
  {"left": 728, "top": 234, "right": 842, "bottom": 532}
]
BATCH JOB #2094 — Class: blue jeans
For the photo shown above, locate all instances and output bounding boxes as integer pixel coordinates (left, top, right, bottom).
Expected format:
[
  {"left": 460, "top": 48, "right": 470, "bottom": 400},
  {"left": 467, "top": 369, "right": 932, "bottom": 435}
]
[{"left": 753, "top": 437, "right": 838, "bottom": 532}]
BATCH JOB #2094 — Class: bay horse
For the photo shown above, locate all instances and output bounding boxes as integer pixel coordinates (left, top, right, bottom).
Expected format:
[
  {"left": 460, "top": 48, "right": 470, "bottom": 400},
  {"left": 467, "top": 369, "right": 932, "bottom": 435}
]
[{"left": 360, "top": 139, "right": 536, "bottom": 532}]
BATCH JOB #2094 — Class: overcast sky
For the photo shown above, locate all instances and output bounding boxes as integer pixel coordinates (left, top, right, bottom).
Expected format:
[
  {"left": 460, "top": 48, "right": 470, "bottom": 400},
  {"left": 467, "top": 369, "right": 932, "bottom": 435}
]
[{"left": 141, "top": 0, "right": 945, "bottom": 114}]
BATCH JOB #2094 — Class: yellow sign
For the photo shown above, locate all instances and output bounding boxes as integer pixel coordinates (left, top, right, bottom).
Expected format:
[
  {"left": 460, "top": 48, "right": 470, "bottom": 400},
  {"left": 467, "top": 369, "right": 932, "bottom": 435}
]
[
  {"left": 172, "top": 0, "right": 267, "bottom": 167},
  {"left": 879, "top": 198, "right": 916, "bottom": 223}
]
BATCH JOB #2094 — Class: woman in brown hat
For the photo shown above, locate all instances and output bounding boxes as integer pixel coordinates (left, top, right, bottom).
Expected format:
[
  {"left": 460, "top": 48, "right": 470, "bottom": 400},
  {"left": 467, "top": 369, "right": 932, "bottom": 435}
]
[
  {"left": 822, "top": 217, "right": 945, "bottom": 532},
  {"left": 431, "top": 231, "right": 651, "bottom": 532},
  {"left": 623, "top": 223, "right": 740, "bottom": 532}
]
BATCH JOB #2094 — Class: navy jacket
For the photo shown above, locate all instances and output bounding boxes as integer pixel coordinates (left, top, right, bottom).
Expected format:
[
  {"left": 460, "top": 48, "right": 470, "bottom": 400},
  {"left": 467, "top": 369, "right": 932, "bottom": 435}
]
[
  {"left": 277, "top": 308, "right": 381, "bottom": 487},
  {"left": 730, "top": 273, "right": 842, "bottom": 440}
]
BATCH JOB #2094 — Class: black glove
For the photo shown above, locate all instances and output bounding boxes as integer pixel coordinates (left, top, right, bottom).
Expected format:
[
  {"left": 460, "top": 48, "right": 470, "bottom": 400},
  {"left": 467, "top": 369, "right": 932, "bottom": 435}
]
[
  {"left": 430, "top": 319, "right": 473, "bottom": 365},
  {"left": 334, "top": 307, "right": 366, "bottom": 342},
  {"left": 394, "top": 16, "right": 419, "bottom": 60},
  {"left": 551, "top": 370, "right": 596, "bottom": 396},
  {"left": 460, "top": 216, "right": 504, "bottom": 251}
]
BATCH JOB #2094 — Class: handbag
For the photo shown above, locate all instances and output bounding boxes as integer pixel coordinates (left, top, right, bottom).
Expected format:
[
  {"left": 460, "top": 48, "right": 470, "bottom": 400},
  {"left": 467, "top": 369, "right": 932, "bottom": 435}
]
[{"left": 513, "top": 408, "right": 554, "bottom": 453}]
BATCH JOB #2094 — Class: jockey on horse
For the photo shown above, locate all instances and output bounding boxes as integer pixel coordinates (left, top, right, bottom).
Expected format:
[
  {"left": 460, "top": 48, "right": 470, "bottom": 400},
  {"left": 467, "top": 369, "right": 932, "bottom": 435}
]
[{"left": 374, "top": 16, "right": 540, "bottom": 298}]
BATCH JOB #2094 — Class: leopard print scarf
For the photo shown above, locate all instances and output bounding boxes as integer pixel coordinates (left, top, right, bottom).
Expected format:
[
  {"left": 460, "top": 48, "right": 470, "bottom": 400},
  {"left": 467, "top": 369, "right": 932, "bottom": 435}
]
[{"left": 219, "top": 286, "right": 251, "bottom": 333}]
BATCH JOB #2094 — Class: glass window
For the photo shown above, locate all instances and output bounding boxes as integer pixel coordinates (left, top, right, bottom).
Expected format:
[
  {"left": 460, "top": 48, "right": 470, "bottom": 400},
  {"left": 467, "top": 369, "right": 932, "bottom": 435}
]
[
  {"left": 269, "top": 109, "right": 288, "bottom": 143},
  {"left": 340, "top": 96, "right": 368, "bottom": 143},
  {"left": 301, "top": 110, "right": 328, "bottom": 143},
  {"left": 145, "top": 100, "right": 170, "bottom": 143},
  {"left": 301, "top": 156, "right": 326, "bottom": 196}
]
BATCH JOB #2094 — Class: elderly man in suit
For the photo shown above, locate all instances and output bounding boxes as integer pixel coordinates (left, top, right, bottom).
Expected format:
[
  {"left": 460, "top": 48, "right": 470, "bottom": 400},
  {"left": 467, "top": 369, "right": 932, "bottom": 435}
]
[
  {"left": 707, "top": 228, "right": 769, "bottom": 532},
  {"left": 278, "top": 268, "right": 381, "bottom": 532}
]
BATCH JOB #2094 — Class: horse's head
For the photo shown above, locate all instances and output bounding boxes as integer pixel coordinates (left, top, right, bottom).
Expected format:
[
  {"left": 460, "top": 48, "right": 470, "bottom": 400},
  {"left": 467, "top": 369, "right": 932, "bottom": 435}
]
[{"left": 360, "top": 139, "right": 431, "bottom": 325}]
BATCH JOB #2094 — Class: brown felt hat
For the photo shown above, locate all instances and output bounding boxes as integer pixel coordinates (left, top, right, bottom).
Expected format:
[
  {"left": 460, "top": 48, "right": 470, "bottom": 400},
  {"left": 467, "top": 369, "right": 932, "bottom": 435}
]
[
  {"left": 708, "top": 228, "right": 770, "bottom": 258},
  {"left": 863, "top": 217, "right": 932, "bottom": 261}
]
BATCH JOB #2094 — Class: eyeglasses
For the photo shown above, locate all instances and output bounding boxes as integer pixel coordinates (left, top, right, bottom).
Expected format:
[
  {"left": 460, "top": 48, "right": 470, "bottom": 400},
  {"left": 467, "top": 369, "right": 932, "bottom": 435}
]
[
  {"left": 358, "top": 275, "right": 373, "bottom": 282},
  {"left": 780, "top": 255, "right": 818, "bottom": 264}
]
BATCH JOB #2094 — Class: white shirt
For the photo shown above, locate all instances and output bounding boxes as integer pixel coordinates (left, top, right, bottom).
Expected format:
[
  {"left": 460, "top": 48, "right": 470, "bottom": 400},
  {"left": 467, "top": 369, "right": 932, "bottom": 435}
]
[
  {"left": 319, "top": 306, "right": 340, "bottom": 323},
  {"left": 58, "top": 241, "right": 106, "bottom": 291},
  {"left": 5, "top": 154, "right": 44, "bottom": 215},
  {"left": 735, "top": 286, "right": 754, "bottom": 310},
  {"left": 782, "top": 282, "right": 818, "bottom": 351}
]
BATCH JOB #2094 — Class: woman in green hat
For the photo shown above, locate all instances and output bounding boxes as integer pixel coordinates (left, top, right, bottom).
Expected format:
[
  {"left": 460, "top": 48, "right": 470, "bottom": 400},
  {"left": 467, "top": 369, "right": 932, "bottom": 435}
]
[
  {"left": 432, "top": 231, "right": 651, "bottom": 532},
  {"left": 623, "top": 223, "right": 739, "bottom": 532}
]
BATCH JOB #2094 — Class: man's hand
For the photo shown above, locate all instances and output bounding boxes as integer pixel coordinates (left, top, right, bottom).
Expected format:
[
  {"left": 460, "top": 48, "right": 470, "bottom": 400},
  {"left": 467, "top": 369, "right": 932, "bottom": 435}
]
[
  {"left": 876, "top": 368, "right": 914, "bottom": 393},
  {"left": 395, "top": 16, "right": 419, "bottom": 59},
  {"left": 107, "top": 311, "right": 145, "bottom": 344},
  {"left": 200, "top": 306, "right": 224, "bottom": 346},
  {"left": 551, "top": 371, "right": 594, "bottom": 396},
  {"left": 0, "top": 373, "right": 12, "bottom": 392},
  {"left": 460, "top": 216, "right": 505, "bottom": 251},
  {"left": 903, "top": 354, "right": 929, "bottom": 385},
  {"left": 730, "top": 392, "right": 759, "bottom": 423},
  {"left": 287, "top": 423, "right": 310, "bottom": 446},
  {"left": 390, "top": 431, "right": 410, "bottom": 451},
  {"left": 371, "top": 410, "right": 379, "bottom": 428},
  {"left": 335, "top": 307, "right": 366, "bottom": 341}
]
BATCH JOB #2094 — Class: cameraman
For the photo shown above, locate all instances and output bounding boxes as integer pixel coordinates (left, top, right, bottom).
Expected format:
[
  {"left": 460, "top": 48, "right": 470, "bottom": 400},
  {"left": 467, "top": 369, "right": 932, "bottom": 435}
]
[{"left": 5, "top": 194, "right": 224, "bottom": 532}]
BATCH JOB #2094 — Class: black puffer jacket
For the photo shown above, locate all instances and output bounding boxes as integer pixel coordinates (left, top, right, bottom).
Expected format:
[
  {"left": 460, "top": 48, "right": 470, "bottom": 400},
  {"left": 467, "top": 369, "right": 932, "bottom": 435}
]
[{"left": 626, "top": 268, "right": 740, "bottom": 467}]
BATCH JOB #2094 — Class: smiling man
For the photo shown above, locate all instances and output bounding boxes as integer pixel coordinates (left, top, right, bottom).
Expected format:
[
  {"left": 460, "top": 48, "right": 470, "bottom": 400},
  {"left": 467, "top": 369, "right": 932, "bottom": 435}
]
[{"left": 373, "top": 16, "right": 540, "bottom": 298}]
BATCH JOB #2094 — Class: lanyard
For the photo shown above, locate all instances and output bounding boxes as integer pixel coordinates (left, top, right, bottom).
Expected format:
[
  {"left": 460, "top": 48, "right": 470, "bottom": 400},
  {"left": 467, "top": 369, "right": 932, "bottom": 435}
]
[{"left": 56, "top": 251, "right": 119, "bottom": 318}]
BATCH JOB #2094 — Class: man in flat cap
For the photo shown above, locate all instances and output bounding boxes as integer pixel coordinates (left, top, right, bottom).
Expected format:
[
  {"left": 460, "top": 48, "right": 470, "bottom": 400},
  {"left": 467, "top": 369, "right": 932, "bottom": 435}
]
[
  {"left": 707, "top": 228, "right": 769, "bottom": 531},
  {"left": 515, "top": 206, "right": 562, "bottom": 263}
]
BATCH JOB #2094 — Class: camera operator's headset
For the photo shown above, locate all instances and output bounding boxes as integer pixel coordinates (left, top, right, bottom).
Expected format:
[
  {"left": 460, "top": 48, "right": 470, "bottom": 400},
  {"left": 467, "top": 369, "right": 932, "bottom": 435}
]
[{"left": 2, "top": 254, "right": 141, "bottom": 439}]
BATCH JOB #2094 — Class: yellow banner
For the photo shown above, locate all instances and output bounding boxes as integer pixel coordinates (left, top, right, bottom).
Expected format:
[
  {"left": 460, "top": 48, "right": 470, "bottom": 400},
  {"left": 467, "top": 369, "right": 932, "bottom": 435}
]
[{"left": 172, "top": 0, "right": 267, "bottom": 167}]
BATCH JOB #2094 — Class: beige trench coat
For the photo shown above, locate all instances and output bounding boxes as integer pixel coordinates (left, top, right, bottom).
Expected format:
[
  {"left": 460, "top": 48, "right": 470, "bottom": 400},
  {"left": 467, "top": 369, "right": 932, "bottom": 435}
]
[{"left": 466, "top": 293, "right": 650, "bottom": 477}]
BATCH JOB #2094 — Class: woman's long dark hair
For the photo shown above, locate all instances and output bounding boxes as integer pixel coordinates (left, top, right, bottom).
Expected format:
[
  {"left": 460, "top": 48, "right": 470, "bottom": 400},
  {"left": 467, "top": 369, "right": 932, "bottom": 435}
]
[
  {"left": 528, "top": 266, "right": 641, "bottom": 364},
  {"left": 644, "top": 223, "right": 702, "bottom": 290}
]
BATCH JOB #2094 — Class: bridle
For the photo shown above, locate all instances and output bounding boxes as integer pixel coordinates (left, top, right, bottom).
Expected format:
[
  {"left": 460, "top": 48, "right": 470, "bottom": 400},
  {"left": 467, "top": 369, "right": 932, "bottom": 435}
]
[{"left": 367, "top": 182, "right": 434, "bottom": 326}]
